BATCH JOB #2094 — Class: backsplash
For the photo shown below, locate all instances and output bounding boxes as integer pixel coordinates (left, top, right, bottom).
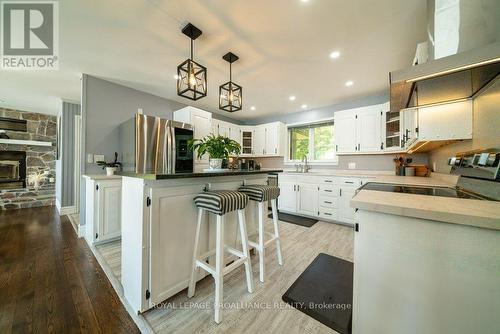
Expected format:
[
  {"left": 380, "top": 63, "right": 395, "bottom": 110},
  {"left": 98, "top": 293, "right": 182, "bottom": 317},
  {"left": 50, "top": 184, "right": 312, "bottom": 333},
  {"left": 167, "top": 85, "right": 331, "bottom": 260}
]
[
  {"left": 252, "top": 153, "right": 429, "bottom": 173},
  {"left": 0, "top": 108, "right": 57, "bottom": 210}
]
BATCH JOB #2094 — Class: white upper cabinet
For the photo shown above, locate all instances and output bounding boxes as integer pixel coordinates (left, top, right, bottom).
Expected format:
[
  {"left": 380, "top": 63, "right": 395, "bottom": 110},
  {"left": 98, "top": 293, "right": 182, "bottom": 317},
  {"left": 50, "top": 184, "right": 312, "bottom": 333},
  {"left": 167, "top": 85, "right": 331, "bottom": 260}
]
[
  {"left": 218, "top": 120, "right": 231, "bottom": 138},
  {"left": 357, "top": 108, "right": 383, "bottom": 152},
  {"left": 334, "top": 104, "right": 385, "bottom": 154},
  {"left": 334, "top": 111, "right": 358, "bottom": 154},
  {"left": 417, "top": 100, "right": 473, "bottom": 141},
  {"left": 240, "top": 126, "right": 254, "bottom": 155},
  {"left": 174, "top": 106, "right": 212, "bottom": 165},
  {"left": 229, "top": 124, "right": 241, "bottom": 146},
  {"left": 253, "top": 125, "right": 266, "bottom": 156}
]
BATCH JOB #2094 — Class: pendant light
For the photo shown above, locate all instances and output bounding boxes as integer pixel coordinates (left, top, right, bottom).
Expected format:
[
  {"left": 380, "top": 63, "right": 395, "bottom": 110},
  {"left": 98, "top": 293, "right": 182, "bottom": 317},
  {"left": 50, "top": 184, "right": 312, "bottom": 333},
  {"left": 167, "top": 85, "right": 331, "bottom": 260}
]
[
  {"left": 219, "top": 52, "right": 242, "bottom": 112},
  {"left": 177, "top": 23, "right": 207, "bottom": 101}
]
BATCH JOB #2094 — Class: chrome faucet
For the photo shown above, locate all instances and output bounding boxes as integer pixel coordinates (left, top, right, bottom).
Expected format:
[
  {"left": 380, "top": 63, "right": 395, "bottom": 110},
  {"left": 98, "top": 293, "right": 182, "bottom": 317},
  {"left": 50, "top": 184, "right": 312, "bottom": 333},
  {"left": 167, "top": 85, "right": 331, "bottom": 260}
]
[{"left": 301, "top": 156, "right": 310, "bottom": 173}]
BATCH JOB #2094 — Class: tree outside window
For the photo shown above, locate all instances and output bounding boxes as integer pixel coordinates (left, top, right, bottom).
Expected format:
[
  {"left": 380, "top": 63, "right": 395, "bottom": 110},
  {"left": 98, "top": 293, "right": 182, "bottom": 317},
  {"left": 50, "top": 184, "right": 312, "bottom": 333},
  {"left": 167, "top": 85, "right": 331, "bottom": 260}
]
[{"left": 288, "top": 121, "right": 335, "bottom": 162}]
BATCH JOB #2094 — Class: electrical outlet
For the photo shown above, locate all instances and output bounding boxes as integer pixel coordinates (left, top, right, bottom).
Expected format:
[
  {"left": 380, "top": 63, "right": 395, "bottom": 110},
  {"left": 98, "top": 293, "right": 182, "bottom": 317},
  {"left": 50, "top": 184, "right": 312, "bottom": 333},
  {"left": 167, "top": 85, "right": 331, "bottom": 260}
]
[
  {"left": 94, "top": 154, "right": 104, "bottom": 163},
  {"left": 348, "top": 162, "right": 356, "bottom": 169},
  {"left": 87, "top": 154, "right": 94, "bottom": 163},
  {"left": 138, "top": 108, "right": 143, "bottom": 114}
]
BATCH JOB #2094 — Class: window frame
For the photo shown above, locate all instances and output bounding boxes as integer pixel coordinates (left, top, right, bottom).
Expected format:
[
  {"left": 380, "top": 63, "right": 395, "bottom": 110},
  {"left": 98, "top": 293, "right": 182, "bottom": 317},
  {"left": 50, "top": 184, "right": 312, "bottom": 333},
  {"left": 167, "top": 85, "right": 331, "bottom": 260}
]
[{"left": 284, "top": 118, "right": 338, "bottom": 166}]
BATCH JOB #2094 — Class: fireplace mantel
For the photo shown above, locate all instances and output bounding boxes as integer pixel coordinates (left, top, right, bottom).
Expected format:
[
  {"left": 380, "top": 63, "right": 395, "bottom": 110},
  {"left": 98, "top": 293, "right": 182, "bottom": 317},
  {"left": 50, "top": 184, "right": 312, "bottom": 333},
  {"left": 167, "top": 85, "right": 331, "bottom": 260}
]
[{"left": 0, "top": 139, "right": 53, "bottom": 147}]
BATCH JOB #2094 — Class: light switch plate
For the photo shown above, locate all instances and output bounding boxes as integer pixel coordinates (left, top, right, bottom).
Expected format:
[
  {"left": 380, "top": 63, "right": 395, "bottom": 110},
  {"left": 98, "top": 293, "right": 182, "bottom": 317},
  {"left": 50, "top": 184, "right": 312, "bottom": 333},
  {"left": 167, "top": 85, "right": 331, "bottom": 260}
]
[
  {"left": 94, "top": 154, "right": 105, "bottom": 163},
  {"left": 348, "top": 162, "right": 356, "bottom": 169},
  {"left": 87, "top": 154, "right": 94, "bottom": 163}
]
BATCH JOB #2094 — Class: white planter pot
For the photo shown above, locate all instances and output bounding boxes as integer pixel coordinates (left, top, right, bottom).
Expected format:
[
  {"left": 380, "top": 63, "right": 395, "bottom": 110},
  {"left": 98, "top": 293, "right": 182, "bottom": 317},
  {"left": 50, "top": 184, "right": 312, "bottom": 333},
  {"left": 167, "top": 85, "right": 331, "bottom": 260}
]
[
  {"left": 209, "top": 158, "right": 223, "bottom": 170},
  {"left": 106, "top": 167, "right": 117, "bottom": 176}
]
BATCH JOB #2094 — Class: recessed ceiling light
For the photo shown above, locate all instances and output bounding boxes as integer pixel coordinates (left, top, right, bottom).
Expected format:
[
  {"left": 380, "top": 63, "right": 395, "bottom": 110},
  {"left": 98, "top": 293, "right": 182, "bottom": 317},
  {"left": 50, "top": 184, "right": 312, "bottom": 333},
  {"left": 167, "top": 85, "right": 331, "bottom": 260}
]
[
  {"left": 289, "top": 95, "right": 296, "bottom": 101},
  {"left": 301, "top": 104, "right": 307, "bottom": 109},
  {"left": 250, "top": 106, "right": 256, "bottom": 111},
  {"left": 300, "top": 0, "right": 310, "bottom": 2},
  {"left": 329, "top": 51, "right": 340, "bottom": 59},
  {"left": 345, "top": 81, "right": 354, "bottom": 87}
]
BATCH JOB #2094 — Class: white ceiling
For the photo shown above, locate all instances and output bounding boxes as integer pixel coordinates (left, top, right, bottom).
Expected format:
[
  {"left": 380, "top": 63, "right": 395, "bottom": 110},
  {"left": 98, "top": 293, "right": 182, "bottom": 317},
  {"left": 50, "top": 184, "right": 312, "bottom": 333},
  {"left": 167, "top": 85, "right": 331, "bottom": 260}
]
[{"left": 0, "top": 0, "right": 427, "bottom": 120}]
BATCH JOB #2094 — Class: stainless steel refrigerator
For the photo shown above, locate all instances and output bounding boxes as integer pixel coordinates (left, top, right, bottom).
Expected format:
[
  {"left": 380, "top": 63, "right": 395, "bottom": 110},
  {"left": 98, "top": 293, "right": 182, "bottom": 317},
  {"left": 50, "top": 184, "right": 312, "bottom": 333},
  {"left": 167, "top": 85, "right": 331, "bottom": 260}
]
[{"left": 119, "top": 114, "right": 194, "bottom": 174}]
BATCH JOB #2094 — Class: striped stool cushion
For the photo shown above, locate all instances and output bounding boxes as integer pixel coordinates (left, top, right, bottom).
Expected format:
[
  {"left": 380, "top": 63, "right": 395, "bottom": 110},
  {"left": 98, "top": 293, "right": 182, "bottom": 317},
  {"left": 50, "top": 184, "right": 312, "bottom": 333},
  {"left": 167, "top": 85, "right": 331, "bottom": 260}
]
[
  {"left": 238, "top": 185, "right": 280, "bottom": 202},
  {"left": 194, "top": 190, "right": 249, "bottom": 215}
]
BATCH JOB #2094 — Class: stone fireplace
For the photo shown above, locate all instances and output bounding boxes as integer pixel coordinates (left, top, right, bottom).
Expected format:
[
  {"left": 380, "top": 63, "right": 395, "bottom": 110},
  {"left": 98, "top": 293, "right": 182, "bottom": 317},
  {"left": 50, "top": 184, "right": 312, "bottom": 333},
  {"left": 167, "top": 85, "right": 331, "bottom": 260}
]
[{"left": 0, "top": 108, "right": 57, "bottom": 210}]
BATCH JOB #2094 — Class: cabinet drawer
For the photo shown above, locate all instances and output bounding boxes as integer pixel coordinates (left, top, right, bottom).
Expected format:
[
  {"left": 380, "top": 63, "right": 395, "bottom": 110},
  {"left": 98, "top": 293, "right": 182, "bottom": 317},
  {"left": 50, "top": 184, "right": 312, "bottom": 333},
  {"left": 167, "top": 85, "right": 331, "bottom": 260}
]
[
  {"left": 319, "top": 196, "right": 338, "bottom": 208},
  {"left": 319, "top": 185, "right": 339, "bottom": 197},
  {"left": 340, "top": 177, "right": 362, "bottom": 187},
  {"left": 320, "top": 177, "right": 339, "bottom": 185},
  {"left": 319, "top": 209, "right": 338, "bottom": 220}
]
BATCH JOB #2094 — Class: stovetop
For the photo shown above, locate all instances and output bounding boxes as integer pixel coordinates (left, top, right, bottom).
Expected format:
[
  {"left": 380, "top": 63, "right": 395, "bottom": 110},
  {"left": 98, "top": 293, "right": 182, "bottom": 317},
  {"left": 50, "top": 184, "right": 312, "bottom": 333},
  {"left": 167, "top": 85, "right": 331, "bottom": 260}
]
[{"left": 359, "top": 182, "right": 492, "bottom": 200}]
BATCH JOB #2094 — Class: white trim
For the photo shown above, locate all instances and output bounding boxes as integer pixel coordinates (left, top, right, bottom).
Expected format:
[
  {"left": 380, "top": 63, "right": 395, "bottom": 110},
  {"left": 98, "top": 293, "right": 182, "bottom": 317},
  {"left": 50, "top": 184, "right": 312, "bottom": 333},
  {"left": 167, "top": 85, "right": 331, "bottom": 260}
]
[
  {"left": 286, "top": 117, "right": 334, "bottom": 128},
  {"left": 74, "top": 115, "right": 82, "bottom": 213},
  {"left": 78, "top": 224, "right": 86, "bottom": 238},
  {"left": 284, "top": 120, "right": 339, "bottom": 166},
  {"left": 60, "top": 206, "right": 78, "bottom": 215},
  {"left": 55, "top": 198, "right": 61, "bottom": 212},
  {"left": 0, "top": 139, "right": 52, "bottom": 147}
]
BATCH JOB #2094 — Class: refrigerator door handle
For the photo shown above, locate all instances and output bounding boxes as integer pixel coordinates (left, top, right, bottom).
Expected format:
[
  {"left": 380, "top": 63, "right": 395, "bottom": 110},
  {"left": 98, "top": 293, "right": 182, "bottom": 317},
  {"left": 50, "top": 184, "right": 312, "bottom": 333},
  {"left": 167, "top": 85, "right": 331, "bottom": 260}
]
[
  {"left": 163, "top": 122, "right": 170, "bottom": 174},
  {"left": 170, "top": 126, "right": 176, "bottom": 173}
]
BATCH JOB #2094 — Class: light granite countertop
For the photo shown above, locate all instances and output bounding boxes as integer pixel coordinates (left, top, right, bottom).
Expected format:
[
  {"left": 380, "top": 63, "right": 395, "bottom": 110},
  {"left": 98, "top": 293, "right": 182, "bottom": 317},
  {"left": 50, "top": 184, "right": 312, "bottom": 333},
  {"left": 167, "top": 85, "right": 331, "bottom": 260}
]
[{"left": 352, "top": 190, "right": 500, "bottom": 230}]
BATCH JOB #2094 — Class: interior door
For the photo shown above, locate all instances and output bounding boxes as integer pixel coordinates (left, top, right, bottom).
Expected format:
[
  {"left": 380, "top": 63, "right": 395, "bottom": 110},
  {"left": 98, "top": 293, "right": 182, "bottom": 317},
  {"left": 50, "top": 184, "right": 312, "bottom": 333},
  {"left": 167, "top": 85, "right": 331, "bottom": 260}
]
[
  {"left": 334, "top": 113, "right": 357, "bottom": 153},
  {"left": 297, "top": 183, "right": 319, "bottom": 217},
  {"left": 278, "top": 181, "right": 297, "bottom": 213}
]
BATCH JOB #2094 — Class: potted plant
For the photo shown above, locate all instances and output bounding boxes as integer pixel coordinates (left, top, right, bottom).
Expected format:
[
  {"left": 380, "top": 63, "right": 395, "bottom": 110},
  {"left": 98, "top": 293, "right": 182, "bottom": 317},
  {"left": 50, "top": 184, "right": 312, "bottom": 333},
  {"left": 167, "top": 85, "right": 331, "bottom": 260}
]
[
  {"left": 188, "top": 134, "right": 241, "bottom": 169},
  {"left": 97, "top": 152, "right": 122, "bottom": 176}
]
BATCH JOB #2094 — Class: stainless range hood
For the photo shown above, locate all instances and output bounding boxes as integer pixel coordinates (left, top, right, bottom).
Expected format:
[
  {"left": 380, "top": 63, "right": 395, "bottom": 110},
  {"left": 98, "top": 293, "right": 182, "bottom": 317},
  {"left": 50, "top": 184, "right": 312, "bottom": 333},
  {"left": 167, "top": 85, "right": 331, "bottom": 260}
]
[{"left": 390, "top": 42, "right": 500, "bottom": 112}]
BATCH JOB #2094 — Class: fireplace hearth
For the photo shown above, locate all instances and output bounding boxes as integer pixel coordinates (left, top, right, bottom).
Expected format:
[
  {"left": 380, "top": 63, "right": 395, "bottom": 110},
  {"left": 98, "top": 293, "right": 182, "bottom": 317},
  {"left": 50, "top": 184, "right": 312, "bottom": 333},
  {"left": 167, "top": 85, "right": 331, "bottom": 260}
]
[{"left": 0, "top": 151, "right": 26, "bottom": 189}]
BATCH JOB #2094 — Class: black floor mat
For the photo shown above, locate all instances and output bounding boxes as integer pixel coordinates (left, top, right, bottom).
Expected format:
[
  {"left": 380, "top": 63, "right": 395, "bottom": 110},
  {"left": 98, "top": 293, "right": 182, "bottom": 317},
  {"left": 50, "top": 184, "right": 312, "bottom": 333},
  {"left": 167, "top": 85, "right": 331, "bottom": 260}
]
[
  {"left": 282, "top": 253, "right": 353, "bottom": 334},
  {"left": 268, "top": 212, "right": 318, "bottom": 227}
]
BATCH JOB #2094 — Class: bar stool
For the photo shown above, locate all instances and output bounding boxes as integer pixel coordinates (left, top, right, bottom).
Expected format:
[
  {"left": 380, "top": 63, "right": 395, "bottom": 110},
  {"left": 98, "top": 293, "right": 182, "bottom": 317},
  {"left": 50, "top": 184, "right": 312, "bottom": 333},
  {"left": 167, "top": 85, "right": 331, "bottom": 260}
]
[
  {"left": 188, "top": 190, "right": 254, "bottom": 324},
  {"left": 238, "top": 184, "right": 283, "bottom": 282}
]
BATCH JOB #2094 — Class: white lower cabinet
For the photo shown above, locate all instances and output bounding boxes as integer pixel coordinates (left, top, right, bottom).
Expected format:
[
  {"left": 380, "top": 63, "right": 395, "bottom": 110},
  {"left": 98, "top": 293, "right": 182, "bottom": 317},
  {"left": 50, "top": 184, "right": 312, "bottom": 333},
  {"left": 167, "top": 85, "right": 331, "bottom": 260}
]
[
  {"left": 297, "top": 183, "right": 319, "bottom": 216},
  {"left": 278, "top": 174, "right": 365, "bottom": 225},
  {"left": 338, "top": 186, "right": 357, "bottom": 224},
  {"left": 84, "top": 176, "right": 122, "bottom": 245},
  {"left": 278, "top": 180, "right": 298, "bottom": 213}
]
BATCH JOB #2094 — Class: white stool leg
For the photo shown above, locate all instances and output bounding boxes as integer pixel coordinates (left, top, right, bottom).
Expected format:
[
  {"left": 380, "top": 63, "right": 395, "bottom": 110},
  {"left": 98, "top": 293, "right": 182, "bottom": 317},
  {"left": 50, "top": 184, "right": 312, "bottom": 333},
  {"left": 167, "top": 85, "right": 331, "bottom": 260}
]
[
  {"left": 188, "top": 208, "right": 203, "bottom": 298},
  {"left": 237, "top": 209, "right": 254, "bottom": 293},
  {"left": 271, "top": 199, "right": 283, "bottom": 265},
  {"left": 214, "top": 214, "right": 225, "bottom": 324},
  {"left": 258, "top": 202, "right": 265, "bottom": 283}
]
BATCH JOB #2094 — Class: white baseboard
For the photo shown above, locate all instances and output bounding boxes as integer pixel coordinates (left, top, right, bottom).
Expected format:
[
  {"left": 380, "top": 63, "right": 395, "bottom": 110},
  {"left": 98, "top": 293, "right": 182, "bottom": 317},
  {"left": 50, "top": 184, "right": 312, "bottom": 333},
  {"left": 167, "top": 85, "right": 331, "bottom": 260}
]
[
  {"left": 57, "top": 205, "right": 77, "bottom": 216},
  {"left": 78, "top": 224, "right": 86, "bottom": 238}
]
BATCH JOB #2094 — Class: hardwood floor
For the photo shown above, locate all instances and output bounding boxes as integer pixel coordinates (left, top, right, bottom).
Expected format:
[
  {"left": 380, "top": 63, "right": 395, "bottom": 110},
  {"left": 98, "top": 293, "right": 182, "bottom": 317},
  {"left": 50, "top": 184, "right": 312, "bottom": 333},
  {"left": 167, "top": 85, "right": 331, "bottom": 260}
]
[
  {"left": 96, "top": 218, "right": 354, "bottom": 334},
  {"left": 0, "top": 206, "right": 140, "bottom": 334}
]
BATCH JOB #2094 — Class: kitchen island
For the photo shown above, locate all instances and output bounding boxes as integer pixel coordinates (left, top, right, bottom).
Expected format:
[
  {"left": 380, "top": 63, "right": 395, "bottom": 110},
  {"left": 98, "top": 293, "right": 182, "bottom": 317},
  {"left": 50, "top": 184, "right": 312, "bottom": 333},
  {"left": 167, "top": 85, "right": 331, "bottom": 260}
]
[
  {"left": 350, "top": 182, "right": 500, "bottom": 334},
  {"left": 120, "top": 169, "right": 282, "bottom": 314}
]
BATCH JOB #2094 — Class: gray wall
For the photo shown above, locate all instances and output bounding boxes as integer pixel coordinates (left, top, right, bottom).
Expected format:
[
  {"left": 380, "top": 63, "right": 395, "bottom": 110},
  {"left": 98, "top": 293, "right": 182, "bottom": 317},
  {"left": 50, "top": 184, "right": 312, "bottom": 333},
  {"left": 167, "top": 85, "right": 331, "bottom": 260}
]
[
  {"left": 59, "top": 101, "right": 80, "bottom": 207},
  {"left": 82, "top": 75, "right": 187, "bottom": 175}
]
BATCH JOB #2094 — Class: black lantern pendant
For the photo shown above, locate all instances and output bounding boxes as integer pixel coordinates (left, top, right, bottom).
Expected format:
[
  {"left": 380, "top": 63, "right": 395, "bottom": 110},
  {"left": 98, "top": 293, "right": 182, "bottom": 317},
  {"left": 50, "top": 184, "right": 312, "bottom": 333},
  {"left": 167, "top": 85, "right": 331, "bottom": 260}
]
[
  {"left": 219, "top": 52, "right": 242, "bottom": 112},
  {"left": 177, "top": 23, "right": 207, "bottom": 101}
]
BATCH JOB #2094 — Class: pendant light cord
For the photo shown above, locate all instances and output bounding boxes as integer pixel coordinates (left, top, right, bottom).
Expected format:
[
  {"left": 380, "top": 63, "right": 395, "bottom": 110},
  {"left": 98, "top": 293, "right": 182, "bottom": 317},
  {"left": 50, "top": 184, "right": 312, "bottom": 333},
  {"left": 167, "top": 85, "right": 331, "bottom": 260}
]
[{"left": 190, "top": 39, "right": 193, "bottom": 60}]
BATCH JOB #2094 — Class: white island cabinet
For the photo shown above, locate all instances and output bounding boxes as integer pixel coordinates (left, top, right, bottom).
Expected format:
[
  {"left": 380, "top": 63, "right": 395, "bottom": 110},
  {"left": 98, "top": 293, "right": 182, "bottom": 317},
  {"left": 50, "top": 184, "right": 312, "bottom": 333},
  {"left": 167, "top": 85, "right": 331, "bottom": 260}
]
[
  {"left": 120, "top": 171, "right": 276, "bottom": 313},
  {"left": 351, "top": 196, "right": 500, "bottom": 334},
  {"left": 83, "top": 175, "right": 122, "bottom": 246}
]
